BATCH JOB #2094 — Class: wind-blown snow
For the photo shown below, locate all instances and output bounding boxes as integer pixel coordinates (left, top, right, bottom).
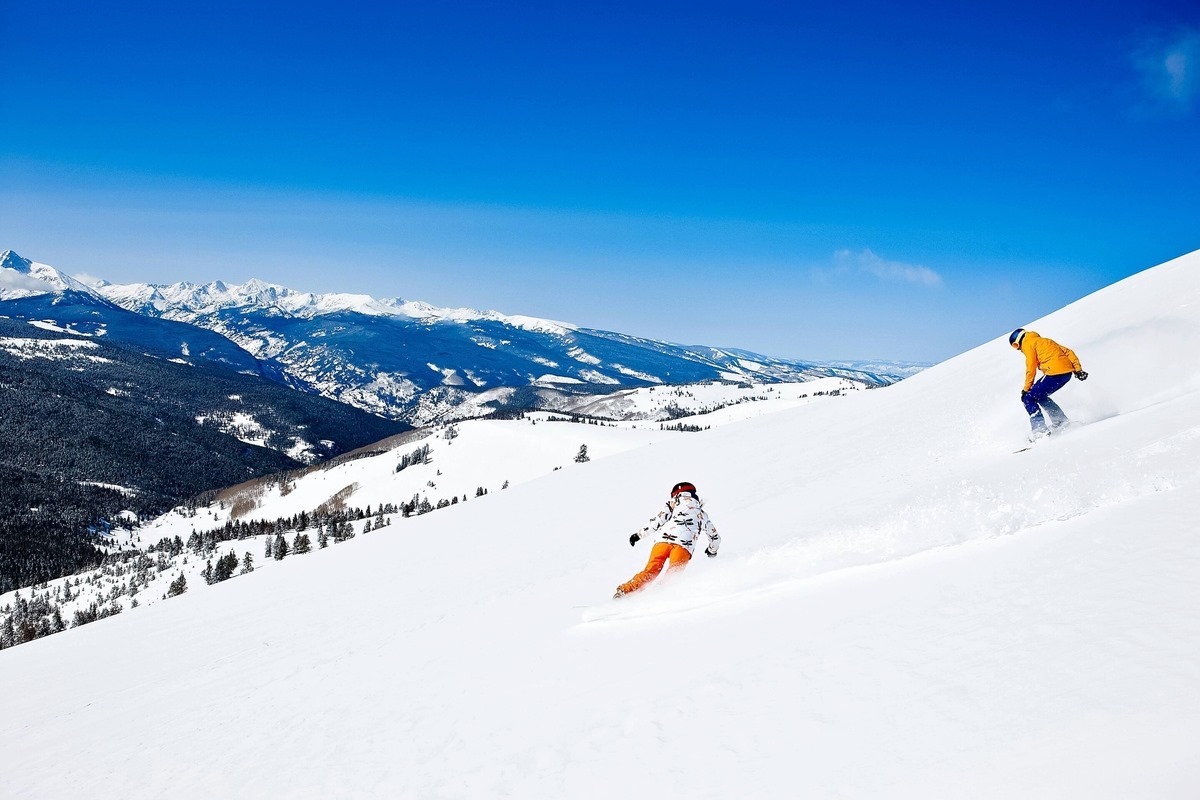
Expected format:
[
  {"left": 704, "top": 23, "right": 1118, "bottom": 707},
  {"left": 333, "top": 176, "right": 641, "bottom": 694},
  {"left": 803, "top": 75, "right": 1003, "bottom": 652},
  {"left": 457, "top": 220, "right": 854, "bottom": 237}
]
[{"left": 2, "top": 250, "right": 1199, "bottom": 798}]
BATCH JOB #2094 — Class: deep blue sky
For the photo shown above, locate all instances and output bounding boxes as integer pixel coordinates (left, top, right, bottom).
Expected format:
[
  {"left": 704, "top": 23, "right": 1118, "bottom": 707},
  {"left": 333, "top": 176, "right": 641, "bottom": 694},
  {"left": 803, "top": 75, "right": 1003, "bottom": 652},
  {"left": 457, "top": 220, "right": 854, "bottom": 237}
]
[{"left": 2, "top": 1, "right": 1197, "bottom": 362}]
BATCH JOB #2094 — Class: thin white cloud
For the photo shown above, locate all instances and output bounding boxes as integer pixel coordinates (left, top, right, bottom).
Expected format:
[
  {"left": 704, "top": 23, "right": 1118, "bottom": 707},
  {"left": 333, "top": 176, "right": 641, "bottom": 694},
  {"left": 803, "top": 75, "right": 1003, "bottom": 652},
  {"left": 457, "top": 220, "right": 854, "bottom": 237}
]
[
  {"left": 1135, "top": 27, "right": 1200, "bottom": 113},
  {"left": 834, "top": 248, "right": 943, "bottom": 288},
  {"left": 0, "top": 268, "right": 47, "bottom": 293},
  {"left": 73, "top": 273, "right": 110, "bottom": 288}
]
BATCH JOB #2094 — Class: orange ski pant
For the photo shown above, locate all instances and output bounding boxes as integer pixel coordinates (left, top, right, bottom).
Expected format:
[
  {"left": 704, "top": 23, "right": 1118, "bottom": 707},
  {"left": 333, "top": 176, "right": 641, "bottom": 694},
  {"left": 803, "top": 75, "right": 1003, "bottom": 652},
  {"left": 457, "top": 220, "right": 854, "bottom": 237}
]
[{"left": 618, "top": 542, "right": 692, "bottom": 594}]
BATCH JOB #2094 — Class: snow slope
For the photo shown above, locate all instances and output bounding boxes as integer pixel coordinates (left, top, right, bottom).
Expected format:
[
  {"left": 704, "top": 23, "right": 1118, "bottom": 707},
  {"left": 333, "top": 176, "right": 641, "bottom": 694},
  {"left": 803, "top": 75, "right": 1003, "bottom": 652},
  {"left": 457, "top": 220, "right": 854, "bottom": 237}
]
[
  {"left": 0, "top": 377, "right": 865, "bottom": 629},
  {"left": 2, "top": 250, "right": 1199, "bottom": 798}
]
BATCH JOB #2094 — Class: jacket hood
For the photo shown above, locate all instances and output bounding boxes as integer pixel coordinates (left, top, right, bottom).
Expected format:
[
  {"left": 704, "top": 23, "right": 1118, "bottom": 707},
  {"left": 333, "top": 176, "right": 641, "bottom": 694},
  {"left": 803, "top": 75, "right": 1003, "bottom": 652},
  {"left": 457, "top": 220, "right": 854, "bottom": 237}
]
[{"left": 1016, "top": 330, "right": 1040, "bottom": 348}]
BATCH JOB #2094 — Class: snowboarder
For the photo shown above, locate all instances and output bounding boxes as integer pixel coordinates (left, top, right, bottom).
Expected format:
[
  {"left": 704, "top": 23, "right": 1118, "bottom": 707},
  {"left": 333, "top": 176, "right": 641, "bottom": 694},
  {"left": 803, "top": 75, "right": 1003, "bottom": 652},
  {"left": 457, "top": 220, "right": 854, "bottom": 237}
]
[
  {"left": 1009, "top": 328, "right": 1088, "bottom": 440},
  {"left": 614, "top": 481, "right": 719, "bottom": 598}
]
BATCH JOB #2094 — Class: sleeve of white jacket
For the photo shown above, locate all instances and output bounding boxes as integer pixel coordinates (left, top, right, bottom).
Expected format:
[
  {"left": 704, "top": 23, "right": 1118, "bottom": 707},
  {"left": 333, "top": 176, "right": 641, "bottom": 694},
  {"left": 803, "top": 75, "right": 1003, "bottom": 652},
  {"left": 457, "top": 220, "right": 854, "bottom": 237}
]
[
  {"left": 701, "top": 511, "right": 720, "bottom": 555},
  {"left": 640, "top": 504, "right": 671, "bottom": 536}
]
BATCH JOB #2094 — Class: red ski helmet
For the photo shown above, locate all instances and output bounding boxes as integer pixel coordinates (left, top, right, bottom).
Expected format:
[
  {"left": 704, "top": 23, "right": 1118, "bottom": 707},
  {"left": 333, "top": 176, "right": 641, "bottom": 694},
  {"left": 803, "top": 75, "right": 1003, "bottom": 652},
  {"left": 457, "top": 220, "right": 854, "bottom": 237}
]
[{"left": 671, "top": 482, "right": 698, "bottom": 499}]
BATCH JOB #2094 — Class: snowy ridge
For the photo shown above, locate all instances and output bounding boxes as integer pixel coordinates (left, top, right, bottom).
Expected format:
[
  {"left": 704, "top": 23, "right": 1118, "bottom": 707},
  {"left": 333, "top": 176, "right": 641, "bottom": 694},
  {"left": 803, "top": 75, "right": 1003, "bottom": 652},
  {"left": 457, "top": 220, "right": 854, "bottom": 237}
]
[
  {"left": 95, "top": 276, "right": 578, "bottom": 334},
  {"left": 0, "top": 250, "right": 95, "bottom": 299},
  {"left": 4, "top": 250, "right": 1198, "bottom": 797}
]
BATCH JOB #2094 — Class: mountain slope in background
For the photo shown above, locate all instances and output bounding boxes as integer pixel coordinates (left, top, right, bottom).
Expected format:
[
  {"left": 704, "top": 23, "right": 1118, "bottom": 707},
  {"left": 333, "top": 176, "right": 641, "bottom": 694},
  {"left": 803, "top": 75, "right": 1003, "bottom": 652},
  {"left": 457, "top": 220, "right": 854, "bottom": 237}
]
[
  {"left": 2, "top": 251, "right": 912, "bottom": 425},
  {"left": 1, "top": 250, "right": 1196, "bottom": 797},
  {"left": 0, "top": 315, "right": 408, "bottom": 593},
  {"left": 0, "top": 289, "right": 288, "bottom": 378}
]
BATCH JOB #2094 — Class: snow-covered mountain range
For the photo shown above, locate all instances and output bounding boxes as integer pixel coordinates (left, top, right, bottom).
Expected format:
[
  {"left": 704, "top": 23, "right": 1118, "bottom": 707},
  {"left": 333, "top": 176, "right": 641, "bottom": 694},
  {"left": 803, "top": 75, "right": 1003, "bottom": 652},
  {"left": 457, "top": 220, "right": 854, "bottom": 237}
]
[
  {"left": 1, "top": 250, "right": 913, "bottom": 425},
  {"left": 2, "top": 248, "right": 1197, "bottom": 797}
]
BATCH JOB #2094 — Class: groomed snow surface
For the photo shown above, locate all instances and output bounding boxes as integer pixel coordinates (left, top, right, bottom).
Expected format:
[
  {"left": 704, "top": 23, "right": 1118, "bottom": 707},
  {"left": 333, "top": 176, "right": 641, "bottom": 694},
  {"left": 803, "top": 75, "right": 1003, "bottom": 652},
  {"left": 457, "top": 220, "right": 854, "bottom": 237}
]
[{"left": 4, "top": 250, "right": 1200, "bottom": 798}]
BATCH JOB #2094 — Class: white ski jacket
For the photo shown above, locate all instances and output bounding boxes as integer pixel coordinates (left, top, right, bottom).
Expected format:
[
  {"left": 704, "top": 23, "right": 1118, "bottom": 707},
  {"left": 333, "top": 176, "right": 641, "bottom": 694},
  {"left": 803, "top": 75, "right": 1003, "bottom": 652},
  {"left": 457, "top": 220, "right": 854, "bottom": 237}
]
[{"left": 637, "top": 495, "right": 720, "bottom": 556}]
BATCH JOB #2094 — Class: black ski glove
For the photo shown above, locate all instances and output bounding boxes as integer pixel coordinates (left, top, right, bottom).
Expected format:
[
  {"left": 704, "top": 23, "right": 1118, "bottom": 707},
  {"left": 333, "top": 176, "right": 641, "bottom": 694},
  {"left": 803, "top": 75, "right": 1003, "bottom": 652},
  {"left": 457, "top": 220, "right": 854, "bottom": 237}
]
[
  {"left": 1074, "top": 370, "right": 1088, "bottom": 380},
  {"left": 705, "top": 547, "right": 717, "bottom": 558},
  {"left": 1020, "top": 390, "right": 1030, "bottom": 403},
  {"left": 629, "top": 532, "right": 640, "bottom": 547}
]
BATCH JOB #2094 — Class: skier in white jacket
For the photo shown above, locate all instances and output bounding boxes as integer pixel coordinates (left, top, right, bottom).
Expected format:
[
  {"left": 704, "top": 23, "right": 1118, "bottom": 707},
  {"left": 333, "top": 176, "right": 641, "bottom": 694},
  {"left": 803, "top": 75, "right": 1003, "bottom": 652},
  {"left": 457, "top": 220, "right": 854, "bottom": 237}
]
[{"left": 615, "top": 481, "right": 720, "bottom": 598}]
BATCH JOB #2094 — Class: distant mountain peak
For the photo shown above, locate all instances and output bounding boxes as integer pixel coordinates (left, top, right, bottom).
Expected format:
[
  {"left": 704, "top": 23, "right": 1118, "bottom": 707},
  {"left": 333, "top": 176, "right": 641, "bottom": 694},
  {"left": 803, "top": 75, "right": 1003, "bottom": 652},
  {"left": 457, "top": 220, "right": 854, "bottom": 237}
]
[
  {"left": 0, "top": 249, "right": 94, "bottom": 300},
  {"left": 1, "top": 250, "right": 33, "bottom": 272}
]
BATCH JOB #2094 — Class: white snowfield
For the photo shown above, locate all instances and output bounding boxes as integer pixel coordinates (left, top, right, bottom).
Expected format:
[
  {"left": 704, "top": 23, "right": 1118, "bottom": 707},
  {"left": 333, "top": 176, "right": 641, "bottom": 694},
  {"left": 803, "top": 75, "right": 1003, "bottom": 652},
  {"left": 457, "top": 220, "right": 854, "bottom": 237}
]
[{"left": 3, "top": 250, "right": 1200, "bottom": 798}]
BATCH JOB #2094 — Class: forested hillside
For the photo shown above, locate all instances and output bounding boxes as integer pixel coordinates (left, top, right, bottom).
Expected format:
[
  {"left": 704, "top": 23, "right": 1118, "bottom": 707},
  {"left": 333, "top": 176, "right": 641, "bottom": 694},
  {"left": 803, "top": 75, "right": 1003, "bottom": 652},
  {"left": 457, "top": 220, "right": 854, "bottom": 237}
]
[{"left": 0, "top": 318, "right": 407, "bottom": 593}]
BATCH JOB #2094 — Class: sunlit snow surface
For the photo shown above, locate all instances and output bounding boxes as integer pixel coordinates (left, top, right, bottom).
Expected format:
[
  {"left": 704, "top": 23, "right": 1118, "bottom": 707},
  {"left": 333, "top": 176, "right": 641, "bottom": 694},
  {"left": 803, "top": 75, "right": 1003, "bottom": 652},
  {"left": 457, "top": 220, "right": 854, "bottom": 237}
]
[{"left": 3, "top": 251, "right": 1200, "bottom": 798}]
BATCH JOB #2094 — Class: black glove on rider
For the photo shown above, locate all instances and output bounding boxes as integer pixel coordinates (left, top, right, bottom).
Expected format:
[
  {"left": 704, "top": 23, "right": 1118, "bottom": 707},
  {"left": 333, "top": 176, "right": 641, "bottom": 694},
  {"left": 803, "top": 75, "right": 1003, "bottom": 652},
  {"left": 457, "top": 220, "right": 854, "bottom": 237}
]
[
  {"left": 705, "top": 547, "right": 717, "bottom": 558},
  {"left": 629, "top": 533, "right": 640, "bottom": 547},
  {"left": 1075, "top": 370, "right": 1088, "bottom": 380},
  {"left": 1020, "top": 390, "right": 1030, "bottom": 403}
]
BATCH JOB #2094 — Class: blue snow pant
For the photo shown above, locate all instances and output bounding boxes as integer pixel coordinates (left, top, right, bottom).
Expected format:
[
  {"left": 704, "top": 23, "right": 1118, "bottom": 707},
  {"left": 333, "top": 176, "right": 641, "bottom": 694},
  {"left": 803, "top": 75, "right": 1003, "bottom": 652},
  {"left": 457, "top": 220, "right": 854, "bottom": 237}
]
[{"left": 1023, "top": 372, "right": 1072, "bottom": 431}]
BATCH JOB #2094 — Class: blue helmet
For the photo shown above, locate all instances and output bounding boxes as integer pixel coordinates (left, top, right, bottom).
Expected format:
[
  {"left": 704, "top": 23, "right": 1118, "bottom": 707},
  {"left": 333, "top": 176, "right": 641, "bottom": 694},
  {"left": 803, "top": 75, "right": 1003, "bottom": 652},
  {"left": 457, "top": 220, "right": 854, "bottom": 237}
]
[{"left": 1009, "top": 328, "right": 1026, "bottom": 348}]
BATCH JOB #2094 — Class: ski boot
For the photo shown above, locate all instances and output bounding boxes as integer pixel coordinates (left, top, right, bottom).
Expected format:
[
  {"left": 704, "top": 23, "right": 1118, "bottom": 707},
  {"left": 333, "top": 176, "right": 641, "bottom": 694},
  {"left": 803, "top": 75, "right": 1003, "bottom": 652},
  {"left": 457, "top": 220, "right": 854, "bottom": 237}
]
[{"left": 1026, "top": 425, "right": 1050, "bottom": 444}]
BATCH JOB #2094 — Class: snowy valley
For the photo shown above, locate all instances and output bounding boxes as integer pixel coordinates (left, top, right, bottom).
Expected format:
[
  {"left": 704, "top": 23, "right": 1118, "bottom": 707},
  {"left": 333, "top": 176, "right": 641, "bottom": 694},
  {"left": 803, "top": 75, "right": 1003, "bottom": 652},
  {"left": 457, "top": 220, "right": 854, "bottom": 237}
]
[{"left": 1, "top": 249, "right": 1198, "bottom": 797}]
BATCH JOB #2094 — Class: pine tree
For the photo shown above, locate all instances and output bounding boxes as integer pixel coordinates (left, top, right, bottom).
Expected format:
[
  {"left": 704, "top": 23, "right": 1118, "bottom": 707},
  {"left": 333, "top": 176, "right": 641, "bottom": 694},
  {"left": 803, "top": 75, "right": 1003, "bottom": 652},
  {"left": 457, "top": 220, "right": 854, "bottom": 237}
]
[
  {"left": 241, "top": 552, "right": 255, "bottom": 574},
  {"left": 1, "top": 614, "right": 16, "bottom": 649},
  {"left": 575, "top": 444, "right": 590, "bottom": 463},
  {"left": 274, "top": 534, "right": 288, "bottom": 560},
  {"left": 293, "top": 533, "right": 312, "bottom": 555},
  {"left": 214, "top": 551, "right": 238, "bottom": 582}
]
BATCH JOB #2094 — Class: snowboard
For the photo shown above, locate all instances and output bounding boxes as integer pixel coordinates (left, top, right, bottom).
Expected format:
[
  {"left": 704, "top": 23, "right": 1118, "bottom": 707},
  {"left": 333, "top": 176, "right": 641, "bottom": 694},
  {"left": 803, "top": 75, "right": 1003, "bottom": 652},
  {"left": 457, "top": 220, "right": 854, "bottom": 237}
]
[{"left": 1013, "top": 422, "right": 1077, "bottom": 453}]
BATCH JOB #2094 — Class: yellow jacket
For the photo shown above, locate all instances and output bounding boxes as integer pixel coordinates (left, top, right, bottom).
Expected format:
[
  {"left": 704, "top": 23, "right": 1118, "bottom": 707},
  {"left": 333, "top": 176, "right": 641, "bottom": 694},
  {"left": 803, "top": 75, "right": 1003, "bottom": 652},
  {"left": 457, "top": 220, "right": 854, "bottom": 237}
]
[{"left": 1018, "top": 331, "right": 1082, "bottom": 391}]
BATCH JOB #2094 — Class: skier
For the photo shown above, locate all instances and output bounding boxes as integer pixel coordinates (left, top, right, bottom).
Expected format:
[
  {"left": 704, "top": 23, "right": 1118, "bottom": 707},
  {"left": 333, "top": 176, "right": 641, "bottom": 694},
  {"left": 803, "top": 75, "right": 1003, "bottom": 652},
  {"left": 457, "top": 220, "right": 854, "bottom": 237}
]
[
  {"left": 614, "top": 481, "right": 719, "bottom": 598},
  {"left": 1009, "top": 328, "right": 1088, "bottom": 440}
]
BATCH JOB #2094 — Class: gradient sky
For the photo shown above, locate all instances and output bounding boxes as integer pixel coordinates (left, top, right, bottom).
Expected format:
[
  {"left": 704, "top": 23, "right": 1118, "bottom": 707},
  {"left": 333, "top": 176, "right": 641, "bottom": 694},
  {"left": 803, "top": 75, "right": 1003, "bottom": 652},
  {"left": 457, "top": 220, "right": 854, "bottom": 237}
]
[{"left": 2, "top": 1, "right": 1197, "bottom": 362}]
